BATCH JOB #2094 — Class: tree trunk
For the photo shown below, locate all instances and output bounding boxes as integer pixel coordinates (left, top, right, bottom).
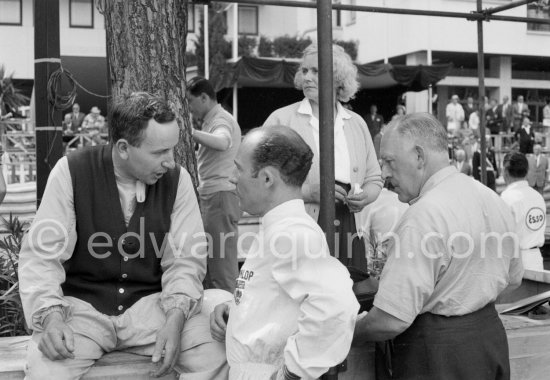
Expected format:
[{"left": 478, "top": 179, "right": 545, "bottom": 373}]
[{"left": 98, "top": 0, "right": 197, "bottom": 185}]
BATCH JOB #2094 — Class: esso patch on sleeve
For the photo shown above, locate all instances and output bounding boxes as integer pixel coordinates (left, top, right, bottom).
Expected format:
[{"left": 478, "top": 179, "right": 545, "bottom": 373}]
[{"left": 525, "top": 207, "right": 545, "bottom": 231}]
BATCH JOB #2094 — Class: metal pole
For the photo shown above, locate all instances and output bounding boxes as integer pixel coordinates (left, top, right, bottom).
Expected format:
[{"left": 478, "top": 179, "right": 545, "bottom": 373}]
[
  {"left": 232, "top": 4, "right": 238, "bottom": 119},
  {"left": 204, "top": 4, "right": 209, "bottom": 79},
  {"left": 427, "top": 0, "right": 433, "bottom": 114},
  {"left": 477, "top": 0, "right": 488, "bottom": 186},
  {"left": 208, "top": 0, "right": 550, "bottom": 25},
  {"left": 317, "top": 0, "right": 335, "bottom": 255},
  {"left": 484, "top": 0, "right": 538, "bottom": 15},
  {"left": 34, "top": 0, "right": 63, "bottom": 206}
]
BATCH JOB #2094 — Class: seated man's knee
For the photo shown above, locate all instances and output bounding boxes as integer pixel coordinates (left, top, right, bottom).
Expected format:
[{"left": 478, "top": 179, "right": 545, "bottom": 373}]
[
  {"left": 178, "top": 341, "right": 227, "bottom": 373},
  {"left": 25, "top": 334, "right": 100, "bottom": 380}
]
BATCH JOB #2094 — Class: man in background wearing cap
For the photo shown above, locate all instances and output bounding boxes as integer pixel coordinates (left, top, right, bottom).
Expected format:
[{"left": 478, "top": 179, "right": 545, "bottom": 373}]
[{"left": 83, "top": 106, "right": 106, "bottom": 145}]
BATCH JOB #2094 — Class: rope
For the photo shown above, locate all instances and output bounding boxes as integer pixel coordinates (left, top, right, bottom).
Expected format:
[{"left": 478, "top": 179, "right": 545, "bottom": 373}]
[{"left": 43, "top": 59, "right": 110, "bottom": 169}]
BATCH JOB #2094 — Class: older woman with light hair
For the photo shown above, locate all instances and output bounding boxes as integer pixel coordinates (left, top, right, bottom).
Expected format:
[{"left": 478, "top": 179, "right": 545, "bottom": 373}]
[{"left": 263, "top": 44, "right": 383, "bottom": 269}]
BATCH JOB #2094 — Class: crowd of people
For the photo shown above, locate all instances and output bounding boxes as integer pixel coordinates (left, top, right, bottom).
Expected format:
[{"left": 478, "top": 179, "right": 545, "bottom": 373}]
[{"left": 16, "top": 43, "right": 544, "bottom": 380}]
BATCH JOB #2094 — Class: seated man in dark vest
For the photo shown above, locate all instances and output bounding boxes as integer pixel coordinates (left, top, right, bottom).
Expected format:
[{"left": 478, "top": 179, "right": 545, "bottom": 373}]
[{"left": 19, "top": 92, "right": 228, "bottom": 379}]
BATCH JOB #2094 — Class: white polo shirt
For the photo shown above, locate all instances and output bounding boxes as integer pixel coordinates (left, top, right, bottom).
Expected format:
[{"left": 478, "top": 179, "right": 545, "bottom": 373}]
[{"left": 501, "top": 180, "right": 546, "bottom": 270}]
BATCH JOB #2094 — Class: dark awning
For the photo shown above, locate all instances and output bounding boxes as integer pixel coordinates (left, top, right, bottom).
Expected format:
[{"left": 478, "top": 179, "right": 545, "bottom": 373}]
[{"left": 210, "top": 56, "right": 452, "bottom": 93}]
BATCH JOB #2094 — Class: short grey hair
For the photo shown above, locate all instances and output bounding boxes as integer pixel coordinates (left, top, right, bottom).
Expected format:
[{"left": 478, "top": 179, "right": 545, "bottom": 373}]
[
  {"left": 294, "top": 44, "right": 359, "bottom": 102},
  {"left": 388, "top": 113, "right": 448, "bottom": 153}
]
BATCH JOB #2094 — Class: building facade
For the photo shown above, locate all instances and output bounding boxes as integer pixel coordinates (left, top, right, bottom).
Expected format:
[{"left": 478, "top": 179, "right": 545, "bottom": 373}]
[
  {"left": 3, "top": 0, "right": 548, "bottom": 124},
  {"left": 297, "top": 0, "right": 550, "bottom": 124}
]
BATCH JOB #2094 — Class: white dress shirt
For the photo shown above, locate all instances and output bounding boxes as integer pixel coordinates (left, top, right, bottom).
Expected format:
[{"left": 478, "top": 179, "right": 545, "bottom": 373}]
[{"left": 297, "top": 98, "right": 351, "bottom": 184}]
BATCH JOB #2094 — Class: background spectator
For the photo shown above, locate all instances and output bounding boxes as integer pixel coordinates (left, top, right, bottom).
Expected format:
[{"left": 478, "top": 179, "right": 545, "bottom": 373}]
[
  {"left": 365, "top": 104, "right": 385, "bottom": 138},
  {"left": 462, "top": 96, "right": 477, "bottom": 128},
  {"left": 391, "top": 104, "right": 406, "bottom": 121},
  {"left": 513, "top": 95, "right": 529, "bottom": 132},
  {"left": 526, "top": 143, "right": 549, "bottom": 195},
  {"left": 454, "top": 149, "right": 472, "bottom": 176},
  {"left": 515, "top": 117, "right": 535, "bottom": 154},
  {"left": 446, "top": 94, "right": 464, "bottom": 135},
  {"left": 500, "top": 95, "right": 513, "bottom": 133},
  {"left": 64, "top": 103, "right": 85, "bottom": 133}
]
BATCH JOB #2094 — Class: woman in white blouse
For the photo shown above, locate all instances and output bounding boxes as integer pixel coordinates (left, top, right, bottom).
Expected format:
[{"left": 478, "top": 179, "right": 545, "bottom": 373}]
[{"left": 263, "top": 44, "right": 383, "bottom": 270}]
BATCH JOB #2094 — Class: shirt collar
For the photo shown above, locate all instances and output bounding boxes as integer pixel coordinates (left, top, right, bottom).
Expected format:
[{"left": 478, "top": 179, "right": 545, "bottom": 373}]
[
  {"left": 505, "top": 180, "right": 529, "bottom": 191},
  {"left": 113, "top": 163, "right": 147, "bottom": 203},
  {"left": 261, "top": 199, "right": 305, "bottom": 227},
  {"left": 409, "top": 166, "right": 457, "bottom": 205},
  {"left": 202, "top": 104, "right": 222, "bottom": 125},
  {"left": 297, "top": 98, "right": 351, "bottom": 120}
]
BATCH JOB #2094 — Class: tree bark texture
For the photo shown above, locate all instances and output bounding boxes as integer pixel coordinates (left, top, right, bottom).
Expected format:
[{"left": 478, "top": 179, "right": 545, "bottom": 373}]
[{"left": 98, "top": 0, "right": 197, "bottom": 185}]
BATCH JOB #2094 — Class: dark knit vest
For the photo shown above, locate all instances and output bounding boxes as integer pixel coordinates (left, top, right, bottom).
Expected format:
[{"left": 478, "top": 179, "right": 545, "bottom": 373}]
[{"left": 62, "top": 145, "right": 180, "bottom": 316}]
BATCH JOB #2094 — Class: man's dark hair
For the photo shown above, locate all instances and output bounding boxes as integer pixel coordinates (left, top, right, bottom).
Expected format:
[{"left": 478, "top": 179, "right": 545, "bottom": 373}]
[
  {"left": 187, "top": 76, "right": 216, "bottom": 99},
  {"left": 249, "top": 125, "right": 313, "bottom": 187},
  {"left": 503, "top": 151, "right": 528, "bottom": 179},
  {"left": 109, "top": 92, "right": 175, "bottom": 146}
]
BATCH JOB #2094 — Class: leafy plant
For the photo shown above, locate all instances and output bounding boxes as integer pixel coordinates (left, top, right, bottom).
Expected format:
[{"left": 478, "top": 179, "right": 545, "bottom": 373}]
[
  {"left": 0, "top": 214, "right": 31, "bottom": 336},
  {"left": 238, "top": 35, "right": 257, "bottom": 57},
  {"left": 258, "top": 36, "right": 274, "bottom": 57},
  {"left": 184, "top": 51, "right": 198, "bottom": 67},
  {"left": 334, "top": 39, "right": 358, "bottom": 61},
  {"left": 273, "top": 35, "right": 312, "bottom": 58},
  {"left": 0, "top": 65, "right": 30, "bottom": 117},
  {"left": 194, "top": 2, "right": 232, "bottom": 77}
]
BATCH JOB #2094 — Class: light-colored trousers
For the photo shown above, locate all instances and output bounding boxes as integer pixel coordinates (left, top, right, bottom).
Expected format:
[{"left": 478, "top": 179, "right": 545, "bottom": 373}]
[{"left": 24, "top": 291, "right": 231, "bottom": 380}]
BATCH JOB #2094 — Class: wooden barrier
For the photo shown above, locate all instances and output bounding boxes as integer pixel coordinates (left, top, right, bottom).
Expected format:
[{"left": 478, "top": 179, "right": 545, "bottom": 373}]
[{"left": 0, "top": 336, "right": 177, "bottom": 380}]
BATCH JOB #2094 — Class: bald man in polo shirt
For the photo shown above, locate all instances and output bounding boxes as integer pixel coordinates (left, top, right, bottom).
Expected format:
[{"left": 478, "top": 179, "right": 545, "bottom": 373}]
[{"left": 354, "top": 113, "right": 523, "bottom": 380}]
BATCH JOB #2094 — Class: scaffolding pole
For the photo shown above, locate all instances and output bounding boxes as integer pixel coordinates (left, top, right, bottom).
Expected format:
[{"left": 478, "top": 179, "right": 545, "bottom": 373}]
[
  {"left": 484, "top": 0, "right": 539, "bottom": 15},
  {"left": 209, "top": 0, "right": 550, "bottom": 25},
  {"left": 317, "top": 0, "right": 335, "bottom": 255},
  {"left": 477, "top": 0, "right": 488, "bottom": 186}
]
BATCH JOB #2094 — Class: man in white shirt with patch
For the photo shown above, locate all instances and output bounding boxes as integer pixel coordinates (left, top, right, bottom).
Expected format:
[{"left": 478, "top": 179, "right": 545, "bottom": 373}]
[
  {"left": 502, "top": 151, "right": 547, "bottom": 271},
  {"left": 210, "top": 125, "right": 359, "bottom": 380}
]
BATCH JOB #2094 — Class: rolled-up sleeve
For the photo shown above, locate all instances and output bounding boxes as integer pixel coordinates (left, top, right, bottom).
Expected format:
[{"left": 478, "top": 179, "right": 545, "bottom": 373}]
[
  {"left": 271, "top": 230, "right": 359, "bottom": 379},
  {"left": 18, "top": 157, "right": 77, "bottom": 331},
  {"left": 159, "top": 168, "right": 207, "bottom": 320}
]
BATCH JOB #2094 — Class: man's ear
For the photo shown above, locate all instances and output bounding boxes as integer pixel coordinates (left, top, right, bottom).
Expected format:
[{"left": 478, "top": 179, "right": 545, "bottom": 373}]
[
  {"left": 200, "top": 93, "right": 209, "bottom": 103},
  {"left": 415, "top": 145, "right": 426, "bottom": 169},
  {"left": 258, "top": 166, "right": 276, "bottom": 189},
  {"left": 115, "top": 139, "right": 130, "bottom": 160}
]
